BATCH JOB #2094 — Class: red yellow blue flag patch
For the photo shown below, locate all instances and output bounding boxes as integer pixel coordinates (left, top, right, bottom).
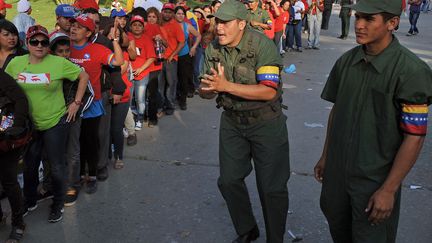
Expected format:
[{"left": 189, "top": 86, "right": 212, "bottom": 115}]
[
  {"left": 400, "top": 104, "right": 428, "bottom": 136},
  {"left": 257, "top": 66, "right": 280, "bottom": 89}
]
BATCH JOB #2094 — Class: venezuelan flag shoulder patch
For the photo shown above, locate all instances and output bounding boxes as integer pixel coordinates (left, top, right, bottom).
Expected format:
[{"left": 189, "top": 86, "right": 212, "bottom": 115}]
[
  {"left": 400, "top": 104, "right": 428, "bottom": 136},
  {"left": 257, "top": 66, "right": 280, "bottom": 89}
]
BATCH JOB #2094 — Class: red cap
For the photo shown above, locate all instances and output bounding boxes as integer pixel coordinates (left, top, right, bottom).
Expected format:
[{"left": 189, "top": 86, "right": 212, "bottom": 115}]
[
  {"left": 70, "top": 14, "right": 96, "bottom": 33},
  {"left": 162, "top": 3, "right": 175, "bottom": 11},
  {"left": 130, "top": 15, "right": 145, "bottom": 25},
  {"left": 26, "top": 25, "right": 49, "bottom": 40},
  {"left": 0, "top": 0, "right": 12, "bottom": 10}
]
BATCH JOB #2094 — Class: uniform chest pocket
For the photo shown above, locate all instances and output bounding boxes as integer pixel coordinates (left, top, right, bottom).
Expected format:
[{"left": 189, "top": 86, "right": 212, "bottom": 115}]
[
  {"left": 370, "top": 88, "right": 397, "bottom": 123},
  {"left": 234, "top": 65, "right": 256, "bottom": 84}
]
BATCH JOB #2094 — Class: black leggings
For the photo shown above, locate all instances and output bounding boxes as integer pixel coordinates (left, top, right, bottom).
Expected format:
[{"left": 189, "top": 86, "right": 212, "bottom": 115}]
[
  {"left": 147, "top": 70, "right": 162, "bottom": 122},
  {"left": 110, "top": 102, "right": 129, "bottom": 160},
  {"left": 0, "top": 149, "right": 24, "bottom": 227},
  {"left": 80, "top": 116, "right": 101, "bottom": 177}
]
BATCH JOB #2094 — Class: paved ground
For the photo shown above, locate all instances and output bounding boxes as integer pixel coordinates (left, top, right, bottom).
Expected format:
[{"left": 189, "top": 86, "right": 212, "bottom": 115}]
[{"left": 1, "top": 8, "right": 432, "bottom": 243}]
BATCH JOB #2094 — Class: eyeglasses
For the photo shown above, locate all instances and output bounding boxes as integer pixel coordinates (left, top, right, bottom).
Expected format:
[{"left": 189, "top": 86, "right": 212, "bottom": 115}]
[{"left": 29, "top": 38, "right": 50, "bottom": 47}]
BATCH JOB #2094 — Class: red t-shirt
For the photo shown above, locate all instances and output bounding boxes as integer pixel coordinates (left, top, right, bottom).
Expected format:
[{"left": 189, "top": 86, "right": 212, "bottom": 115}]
[
  {"left": 264, "top": 9, "right": 275, "bottom": 40},
  {"left": 274, "top": 7, "right": 289, "bottom": 33},
  {"left": 161, "top": 19, "right": 185, "bottom": 61},
  {"left": 144, "top": 23, "right": 167, "bottom": 72},
  {"left": 120, "top": 51, "right": 132, "bottom": 103},
  {"left": 70, "top": 43, "right": 113, "bottom": 100},
  {"left": 127, "top": 32, "right": 156, "bottom": 80},
  {"left": 73, "top": 0, "right": 99, "bottom": 10}
]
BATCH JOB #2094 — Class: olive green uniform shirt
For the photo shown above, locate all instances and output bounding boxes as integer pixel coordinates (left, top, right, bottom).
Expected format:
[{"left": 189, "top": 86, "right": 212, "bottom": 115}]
[
  {"left": 201, "top": 28, "right": 281, "bottom": 87},
  {"left": 247, "top": 8, "right": 271, "bottom": 32},
  {"left": 321, "top": 37, "right": 432, "bottom": 182}
]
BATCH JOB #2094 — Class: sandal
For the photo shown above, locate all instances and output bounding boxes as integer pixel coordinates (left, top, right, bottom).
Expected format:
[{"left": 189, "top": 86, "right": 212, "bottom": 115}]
[
  {"left": 6, "top": 224, "right": 25, "bottom": 243},
  {"left": 113, "top": 159, "right": 124, "bottom": 169}
]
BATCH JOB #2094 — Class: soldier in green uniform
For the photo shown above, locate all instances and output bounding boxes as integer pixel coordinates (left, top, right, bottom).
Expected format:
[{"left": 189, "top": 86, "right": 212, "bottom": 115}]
[
  {"left": 315, "top": 0, "right": 432, "bottom": 242},
  {"left": 199, "top": 1, "right": 290, "bottom": 243},
  {"left": 245, "top": 0, "right": 272, "bottom": 32},
  {"left": 338, "top": 0, "right": 353, "bottom": 39}
]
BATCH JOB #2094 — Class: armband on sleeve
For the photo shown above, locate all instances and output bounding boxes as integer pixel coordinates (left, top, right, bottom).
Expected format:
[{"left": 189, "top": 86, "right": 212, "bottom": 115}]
[
  {"left": 400, "top": 104, "right": 428, "bottom": 136},
  {"left": 256, "top": 66, "right": 280, "bottom": 89}
]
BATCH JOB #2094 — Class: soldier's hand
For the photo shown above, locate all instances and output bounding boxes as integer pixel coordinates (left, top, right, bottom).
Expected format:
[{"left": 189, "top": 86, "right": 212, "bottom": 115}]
[
  {"left": 365, "top": 188, "right": 395, "bottom": 225},
  {"left": 201, "top": 63, "right": 229, "bottom": 92},
  {"left": 314, "top": 157, "right": 326, "bottom": 183}
]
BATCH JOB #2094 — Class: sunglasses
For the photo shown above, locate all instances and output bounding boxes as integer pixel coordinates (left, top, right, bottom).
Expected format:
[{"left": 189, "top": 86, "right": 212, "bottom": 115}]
[{"left": 29, "top": 38, "right": 50, "bottom": 47}]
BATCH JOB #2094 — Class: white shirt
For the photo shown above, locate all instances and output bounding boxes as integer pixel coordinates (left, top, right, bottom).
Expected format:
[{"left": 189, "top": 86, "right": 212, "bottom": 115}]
[
  {"left": 294, "top": 0, "right": 305, "bottom": 20},
  {"left": 134, "top": 0, "right": 163, "bottom": 11}
]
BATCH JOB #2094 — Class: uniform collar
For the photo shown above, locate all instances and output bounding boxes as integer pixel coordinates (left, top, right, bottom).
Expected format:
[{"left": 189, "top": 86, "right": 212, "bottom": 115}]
[{"left": 351, "top": 35, "right": 400, "bottom": 73}]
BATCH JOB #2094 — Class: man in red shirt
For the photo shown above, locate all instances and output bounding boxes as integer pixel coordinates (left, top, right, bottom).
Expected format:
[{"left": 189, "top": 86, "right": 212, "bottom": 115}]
[
  {"left": 273, "top": 0, "right": 290, "bottom": 54},
  {"left": 159, "top": 3, "right": 185, "bottom": 115},
  {"left": 306, "top": 0, "right": 324, "bottom": 49},
  {"left": 69, "top": 14, "right": 123, "bottom": 194}
]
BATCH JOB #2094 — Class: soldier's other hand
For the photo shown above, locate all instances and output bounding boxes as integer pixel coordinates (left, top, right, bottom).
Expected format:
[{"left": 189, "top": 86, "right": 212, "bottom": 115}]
[
  {"left": 201, "top": 63, "right": 228, "bottom": 92},
  {"left": 314, "top": 157, "right": 325, "bottom": 183},
  {"left": 365, "top": 188, "right": 395, "bottom": 225}
]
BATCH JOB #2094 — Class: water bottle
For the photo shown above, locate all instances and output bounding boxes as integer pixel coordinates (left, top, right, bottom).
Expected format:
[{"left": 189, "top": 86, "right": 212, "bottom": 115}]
[
  {"left": 155, "top": 39, "right": 164, "bottom": 63},
  {"left": 0, "top": 114, "right": 14, "bottom": 132}
]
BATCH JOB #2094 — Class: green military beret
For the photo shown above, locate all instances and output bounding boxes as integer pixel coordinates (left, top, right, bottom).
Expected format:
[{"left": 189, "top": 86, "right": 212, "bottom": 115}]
[
  {"left": 350, "top": 0, "right": 402, "bottom": 16},
  {"left": 208, "top": 0, "right": 248, "bottom": 21}
]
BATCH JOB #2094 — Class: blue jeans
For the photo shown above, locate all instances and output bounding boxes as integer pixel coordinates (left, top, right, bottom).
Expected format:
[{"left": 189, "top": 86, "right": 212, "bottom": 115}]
[
  {"left": 158, "top": 60, "right": 178, "bottom": 111},
  {"left": 287, "top": 22, "right": 302, "bottom": 49},
  {"left": 409, "top": 11, "right": 420, "bottom": 33},
  {"left": 24, "top": 116, "right": 69, "bottom": 207},
  {"left": 134, "top": 75, "right": 149, "bottom": 121},
  {"left": 193, "top": 45, "right": 204, "bottom": 90}
]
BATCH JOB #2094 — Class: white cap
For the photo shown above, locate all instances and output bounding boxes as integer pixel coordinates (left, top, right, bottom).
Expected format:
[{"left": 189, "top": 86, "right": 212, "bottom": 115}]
[{"left": 17, "top": 0, "right": 31, "bottom": 13}]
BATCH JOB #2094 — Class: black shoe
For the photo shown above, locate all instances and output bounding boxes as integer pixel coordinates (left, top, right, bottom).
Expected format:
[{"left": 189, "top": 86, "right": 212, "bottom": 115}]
[
  {"left": 85, "top": 179, "right": 97, "bottom": 194},
  {"left": 48, "top": 205, "right": 64, "bottom": 223},
  {"left": 22, "top": 201, "right": 37, "bottom": 217},
  {"left": 187, "top": 92, "right": 194, "bottom": 98},
  {"left": 126, "top": 134, "right": 137, "bottom": 146},
  {"left": 96, "top": 167, "right": 108, "bottom": 181},
  {"left": 179, "top": 103, "right": 187, "bottom": 110},
  {"left": 64, "top": 188, "right": 78, "bottom": 207},
  {"left": 7, "top": 224, "right": 25, "bottom": 241},
  {"left": 313, "top": 46, "right": 320, "bottom": 50},
  {"left": 164, "top": 109, "right": 174, "bottom": 115},
  {"left": 232, "top": 225, "right": 260, "bottom": 243}
]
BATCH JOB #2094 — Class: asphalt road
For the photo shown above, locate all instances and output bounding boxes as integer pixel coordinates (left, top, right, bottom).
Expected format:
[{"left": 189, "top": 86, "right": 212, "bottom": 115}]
[{"left": 1, "top": 8, "right": 431, "bottom": 243}]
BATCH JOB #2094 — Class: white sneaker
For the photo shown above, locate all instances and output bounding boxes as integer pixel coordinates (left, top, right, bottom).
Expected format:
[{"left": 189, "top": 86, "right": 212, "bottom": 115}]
[
  {"left": 123, "top": 128, "right": 128, "bottom": 138},
  {"left": 135, "top": 121, "right": 142, "bottom": 131}
]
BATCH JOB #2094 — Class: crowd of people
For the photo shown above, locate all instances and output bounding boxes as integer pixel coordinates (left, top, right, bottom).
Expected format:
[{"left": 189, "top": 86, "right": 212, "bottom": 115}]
[{"left": 0, "top": 0, "right": 431, "bottom": 242}]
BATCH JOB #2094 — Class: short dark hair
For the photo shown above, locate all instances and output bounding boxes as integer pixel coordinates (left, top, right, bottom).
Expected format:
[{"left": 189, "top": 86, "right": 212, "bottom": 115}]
[
  {"left": 130, "top": 7, "right": 147, "bottom": 21},
  {"left": 174, "top": 6, "right": 186, "bottom": 14},
  {"left": 50, "top": 39, "right": 70, "bottom": 52},
  {"left": 82, "top": 8, "right": 102, "bottom": 18},
  {"left": 211, "top": 0, "right": 221, "bottom": 7},
  {"left": 380, "top": 12, "right": 398, "bottom": 22}
]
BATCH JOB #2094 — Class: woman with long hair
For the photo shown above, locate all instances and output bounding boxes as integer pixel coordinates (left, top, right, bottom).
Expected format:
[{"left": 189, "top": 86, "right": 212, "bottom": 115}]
[{"left": 174, "top": 6, "right": 201, "bottom": 110}]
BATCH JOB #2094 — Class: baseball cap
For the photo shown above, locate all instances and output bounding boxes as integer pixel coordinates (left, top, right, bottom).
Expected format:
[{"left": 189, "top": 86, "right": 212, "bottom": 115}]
[
  {"left": 55, "top": 4, "right": 76, "bottom": 18},
  {"left": 110, "top": 9, "right": 127, "bottom": 18},
  {"left": 0, "top": 0, "right": 12, "bottom": 10},
  {"left": 26, "top": 25, "right": 49, "bottom": 40},
  {"left": 162, "top": 3, "right": 175, "bottom": 11},
  {"left": 209, "top": 0, "right": 248, "bottom": 21},
  {"left": 17, "top": 0, "right": 31, "bottom": 13},
  {"left": 49, "top": 32, "right": 70, "bottom": 49},
  {"left": 350, "top": 0, "right": 402, "bottom": 16},
  {"left": 130, "top": 15, "right": 145, "bottom": 25},
  {"left": 70, "top": 14, "right": 96, "bottom": 33}
]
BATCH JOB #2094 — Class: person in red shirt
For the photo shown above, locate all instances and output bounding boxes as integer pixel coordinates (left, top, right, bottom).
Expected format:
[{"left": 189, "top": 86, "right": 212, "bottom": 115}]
[
  {"left": 127, "top": 15, "right": 156, "bottom": 130},
  {"left": 73, "top": 0, "right": 99, "bottom": 11},
  {"left": 144, "top": 7, "right": 168, "bottom": 126},
  {"left": 69, "top": 14, "right": 123, "bottom": 194},
  {"left": 159, "top": 3, "right": 185, "bottom": 115},
  {"left": 275, "top": 0, "right": 290, "bottom": 54},
  {"left": 306, "top": 0, "right": 323, "bottom": 49}
]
